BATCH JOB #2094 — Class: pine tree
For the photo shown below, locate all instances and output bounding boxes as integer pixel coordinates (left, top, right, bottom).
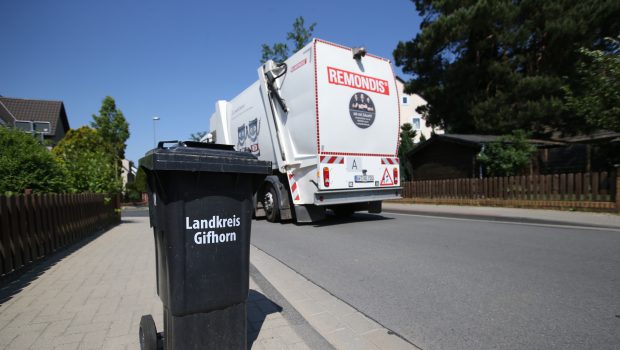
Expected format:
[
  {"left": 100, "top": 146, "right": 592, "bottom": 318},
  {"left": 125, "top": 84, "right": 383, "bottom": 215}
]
[{"left": 394, "top": 0, "right": 620, "bottom": 135}]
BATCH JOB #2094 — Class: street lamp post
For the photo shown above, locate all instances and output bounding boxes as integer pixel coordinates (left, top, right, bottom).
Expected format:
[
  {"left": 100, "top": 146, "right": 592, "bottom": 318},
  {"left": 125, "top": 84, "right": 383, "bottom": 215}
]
[{"left": 152, "top": 116, "right": 160, "bottom": 148}]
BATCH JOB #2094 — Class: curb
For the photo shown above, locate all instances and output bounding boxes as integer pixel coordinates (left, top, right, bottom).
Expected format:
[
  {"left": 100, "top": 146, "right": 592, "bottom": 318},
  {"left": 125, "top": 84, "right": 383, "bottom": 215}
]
[
  {"left": 383, "top": 207, "right": 620, "bottom": 230},
  {"left": 382, "top": 203, "right": 620, "bottom": 230},
  {"left": 250, "top": 245, "right": 420, "bottom": 350}
]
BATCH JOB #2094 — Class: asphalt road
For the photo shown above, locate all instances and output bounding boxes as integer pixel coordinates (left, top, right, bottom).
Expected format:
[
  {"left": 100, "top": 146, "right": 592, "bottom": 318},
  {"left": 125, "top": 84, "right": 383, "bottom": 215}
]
[{"left": 251, "top": 212, "right": 620, "bottom": 350}]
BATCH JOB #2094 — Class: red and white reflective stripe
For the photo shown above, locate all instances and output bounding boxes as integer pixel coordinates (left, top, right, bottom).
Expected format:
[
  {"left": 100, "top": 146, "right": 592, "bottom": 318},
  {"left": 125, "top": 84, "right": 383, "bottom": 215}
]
[
  {"left": 320, "top": 155, "right": 344, "bottom": 164},
  {"left": 381, "top": 157, "right": 399, "bottom": 165},
  {"left": 288, "top": 172, "right": 301, "bottom": 202}
]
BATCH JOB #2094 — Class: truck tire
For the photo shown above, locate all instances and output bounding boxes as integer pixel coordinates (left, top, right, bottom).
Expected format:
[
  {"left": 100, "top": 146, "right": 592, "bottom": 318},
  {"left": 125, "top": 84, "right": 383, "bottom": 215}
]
[
  {"left": 263, "top": 185, "right": 280, "bottom": 222},
  {"left": 139, "top": 315, "right": 158, "bottom": 350}
]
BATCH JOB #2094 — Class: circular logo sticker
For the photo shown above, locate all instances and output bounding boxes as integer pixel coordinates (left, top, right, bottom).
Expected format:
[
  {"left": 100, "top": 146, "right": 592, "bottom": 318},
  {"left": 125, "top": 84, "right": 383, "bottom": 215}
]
[{"left": 349, "top": 92, "right": 376, "bottom": 129}]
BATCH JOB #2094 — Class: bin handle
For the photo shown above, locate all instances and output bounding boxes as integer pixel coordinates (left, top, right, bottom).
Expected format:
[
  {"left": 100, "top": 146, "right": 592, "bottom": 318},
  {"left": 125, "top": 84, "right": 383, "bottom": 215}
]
[
  {"left": 157, "top": 140, "right": 185, "bottom": 149},
  {"left": 157, "top": 140, "right": 235, "bottom": 150}
]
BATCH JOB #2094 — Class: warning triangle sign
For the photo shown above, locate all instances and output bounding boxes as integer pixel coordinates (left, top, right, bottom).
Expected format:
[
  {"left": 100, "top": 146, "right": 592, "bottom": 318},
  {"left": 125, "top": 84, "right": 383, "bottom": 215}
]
[{"left": 380, "top": 168, "right": 393, "bottom": 186}]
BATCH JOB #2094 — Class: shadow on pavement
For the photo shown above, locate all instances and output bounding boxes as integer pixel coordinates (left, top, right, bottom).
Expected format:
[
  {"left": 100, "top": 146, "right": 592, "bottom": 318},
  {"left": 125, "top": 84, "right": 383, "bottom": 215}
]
[
  {"left": 247, "top": 289, "right": 283, "bottom": 347},
  {"left": 121, "top": 208, "right": 150, "bottom": 218},
  {"left": 120, "top": 218, "right": 141, "bottom": 224},
  {"left": 0, "top": 227, "right": 111, "bottom": 306},
  {"left": 121, "top": 208, "right": 149, "bottom": 224},
  {"left": 309, "top": 212, "right": 393, "bottom": 228}
]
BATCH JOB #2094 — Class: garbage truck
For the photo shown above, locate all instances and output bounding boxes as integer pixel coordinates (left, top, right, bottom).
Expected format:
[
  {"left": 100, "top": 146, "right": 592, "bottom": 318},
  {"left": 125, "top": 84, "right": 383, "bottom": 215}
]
[{"left": 209, "top": 38, "right": 401, "bottom": 223}]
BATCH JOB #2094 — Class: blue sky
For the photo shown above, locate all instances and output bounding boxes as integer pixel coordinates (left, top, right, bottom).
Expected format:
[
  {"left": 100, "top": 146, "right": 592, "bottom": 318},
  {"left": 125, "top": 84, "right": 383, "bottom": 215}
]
[{"left": 1, "top": 0, "right": 421, "bottom": 163}]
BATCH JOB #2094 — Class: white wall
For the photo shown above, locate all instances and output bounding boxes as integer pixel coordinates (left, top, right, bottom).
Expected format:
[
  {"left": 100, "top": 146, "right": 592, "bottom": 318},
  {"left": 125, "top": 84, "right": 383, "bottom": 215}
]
[
  {"left": 121, "top": 159, "right": 133, "bottom": 190},
  {"left": 395, "top": 78, "right": 443, "bottom": 143}
]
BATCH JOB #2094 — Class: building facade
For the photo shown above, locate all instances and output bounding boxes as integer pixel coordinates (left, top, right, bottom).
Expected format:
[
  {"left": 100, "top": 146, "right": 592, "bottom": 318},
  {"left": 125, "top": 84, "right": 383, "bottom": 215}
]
[{"left": 395, "top": 77, "right": 443, "bottom": 143}]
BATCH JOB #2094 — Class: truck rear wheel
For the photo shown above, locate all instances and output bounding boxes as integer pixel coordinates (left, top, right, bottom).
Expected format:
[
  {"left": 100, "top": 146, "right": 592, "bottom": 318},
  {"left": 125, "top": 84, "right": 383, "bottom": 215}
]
[{"left": 263, "top": 185, "right": 280, "bottom": 222}]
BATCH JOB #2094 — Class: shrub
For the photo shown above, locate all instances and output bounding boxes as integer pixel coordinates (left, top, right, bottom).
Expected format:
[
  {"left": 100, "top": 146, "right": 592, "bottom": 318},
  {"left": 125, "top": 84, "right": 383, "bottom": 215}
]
[{"left": 0, "top": 127, "right": 68, "bottom": 194}]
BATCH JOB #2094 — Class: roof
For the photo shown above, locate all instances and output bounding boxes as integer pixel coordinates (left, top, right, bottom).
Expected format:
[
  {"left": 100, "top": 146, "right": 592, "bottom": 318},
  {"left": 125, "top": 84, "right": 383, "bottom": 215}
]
[
  {"left": 439, "top": 134, "right": 503, "bottom": 144},
  {"left": 436, "top": 134, "right": 563, "bottom": 146},
  {"left": 0, "top": 97, "right": 70, "bottom": 136},
  {"left": 408, "top": 134, "right": 565, "bottom": 158},
  {"left": 550, "top": 130, "right": 620, "bottom": 143},
  {"left": 0, "top": 99, "right": 16, "bottom": 125}
]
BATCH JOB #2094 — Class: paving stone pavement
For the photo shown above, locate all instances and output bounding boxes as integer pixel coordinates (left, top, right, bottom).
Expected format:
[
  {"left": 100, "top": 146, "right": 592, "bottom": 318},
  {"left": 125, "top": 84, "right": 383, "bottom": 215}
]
[
  {"left": 0, "top": 216, "right": 160, "bottom": 350},
  {"left": 0, "top": 216, "right": 315, "bottom": 350},
  {"left": 248, "top": 277, "right": 312, "bottom": 349}
]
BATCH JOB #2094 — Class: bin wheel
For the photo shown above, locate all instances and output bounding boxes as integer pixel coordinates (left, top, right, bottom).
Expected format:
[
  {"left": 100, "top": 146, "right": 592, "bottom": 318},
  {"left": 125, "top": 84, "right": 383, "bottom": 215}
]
[
  {"left": 139, "top": 315, "right": 158, "bottom": 350},
  {"left": 263, "top": 185, "right": 280, "bottom": 223}
]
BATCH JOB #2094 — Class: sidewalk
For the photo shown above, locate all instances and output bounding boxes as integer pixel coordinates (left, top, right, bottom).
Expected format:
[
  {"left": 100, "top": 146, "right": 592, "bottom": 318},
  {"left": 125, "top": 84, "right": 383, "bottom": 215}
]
[
  {"left": 0, "top": 215, "right": 415, "bottom": 350},
  {"left": 384, "top": 202, "right": 620, "bottom": 229}
]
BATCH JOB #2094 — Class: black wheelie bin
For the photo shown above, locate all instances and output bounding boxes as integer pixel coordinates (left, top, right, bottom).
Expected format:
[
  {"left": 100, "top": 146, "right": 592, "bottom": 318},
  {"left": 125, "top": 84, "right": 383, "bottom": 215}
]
[{"left": 138, "top": 141, "right": 270, "bottom": 350}]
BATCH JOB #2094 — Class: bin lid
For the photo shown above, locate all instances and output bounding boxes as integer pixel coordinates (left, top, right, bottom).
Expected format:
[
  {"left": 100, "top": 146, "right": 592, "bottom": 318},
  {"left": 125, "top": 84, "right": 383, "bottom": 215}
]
[{"left": 139, "top": 141, "right": 271, "bottom": 174}]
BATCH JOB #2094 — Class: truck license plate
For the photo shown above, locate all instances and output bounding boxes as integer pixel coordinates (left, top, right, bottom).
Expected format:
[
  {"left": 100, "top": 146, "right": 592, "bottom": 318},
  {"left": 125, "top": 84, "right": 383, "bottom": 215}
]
[{"left": 354, "top": 175, "right": 374, "bottom": 183}]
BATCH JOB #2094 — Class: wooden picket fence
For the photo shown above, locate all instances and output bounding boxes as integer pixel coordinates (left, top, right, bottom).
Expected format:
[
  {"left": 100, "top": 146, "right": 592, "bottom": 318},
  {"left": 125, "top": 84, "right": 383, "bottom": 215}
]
[
  {"left": 0, "top": 193, "right": 120, "bottom": 278},
  {"left": 401, "top": 171, "right": 619, "bottom": 212}
]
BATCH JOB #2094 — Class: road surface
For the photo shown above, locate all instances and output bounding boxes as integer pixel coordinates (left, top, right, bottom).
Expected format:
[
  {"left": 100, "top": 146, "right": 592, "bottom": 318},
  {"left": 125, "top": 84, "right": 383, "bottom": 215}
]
[{"left": 251, "top": 211, "right": 620, "bottom": 350}]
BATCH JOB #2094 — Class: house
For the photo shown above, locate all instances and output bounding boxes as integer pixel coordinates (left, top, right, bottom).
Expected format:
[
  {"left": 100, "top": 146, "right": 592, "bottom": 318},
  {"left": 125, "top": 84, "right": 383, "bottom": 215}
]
[
  {"left": 406, "top": 134, "right": 563, "bottom": 180},
  {"left": 0, "top": 99, "right": 16, "bottom": 126},
  {"left": 395, "top": 76, "right": 443, "bottom": 143},
  {"left": 0, "top": 97, "right": 71, "bottom": 146},
  {"left": 121, "top": 159, "right": 137, "bottom": 190}
]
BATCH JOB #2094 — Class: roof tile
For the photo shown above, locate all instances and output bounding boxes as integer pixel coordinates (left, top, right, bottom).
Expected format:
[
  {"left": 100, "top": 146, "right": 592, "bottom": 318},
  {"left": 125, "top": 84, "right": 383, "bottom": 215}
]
[{"left": 0, "top": 97, "right": 70, "bottom": 135}]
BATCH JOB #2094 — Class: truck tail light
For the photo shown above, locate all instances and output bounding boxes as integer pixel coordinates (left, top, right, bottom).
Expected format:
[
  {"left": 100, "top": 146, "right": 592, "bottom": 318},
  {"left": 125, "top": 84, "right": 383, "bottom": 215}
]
[
  {"left": 323, "top": 167, "right": 330, "bottom": 187},
  {"left": 393, "top": 167, "right": 399, "bottom": 185}
]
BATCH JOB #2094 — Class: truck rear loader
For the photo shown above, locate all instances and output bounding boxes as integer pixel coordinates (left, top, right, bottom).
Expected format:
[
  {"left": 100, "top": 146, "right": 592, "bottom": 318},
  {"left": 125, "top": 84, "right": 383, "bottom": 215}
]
[{"left": 210, "top": 38, "right": 402, "bottom": 223}]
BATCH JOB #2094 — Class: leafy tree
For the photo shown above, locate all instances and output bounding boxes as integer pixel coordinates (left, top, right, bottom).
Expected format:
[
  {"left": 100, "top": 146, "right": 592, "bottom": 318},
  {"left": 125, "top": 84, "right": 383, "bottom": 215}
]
[
  {"left": 261, "top": 16, "right": 317, "bottom": 63},
  {"left": 123, "top": 166, "right": 148, "bottom": 202},
  {"left": 564, "top": 36, "right": 620, "bottom": 132},
  {"left": 477, "top": 130, "right": 536, "bottom": 177},
  {"left": 394, "top": 0, "right": 620, "bottom": 135},
  {"left": 123, "top": 182, "right": 142, "bottom": 202},
  {"left": 287, "top": 16, "right": 317, "bottom": 53},
  {"left": 53, "top": 125, "right": 108, "bottom": 156},
  {"left": 398, "top": 123, "right": 417, "bottom": 181},
  {"left": 261, "top": 42, "right": 289, "bottom": 65},
  {"left": 134, "top": 166, "right": 148, "bottom": 193},
  {"left": 91, "top": 96, "right": 130, "bottom": 159},
  {"left": 0, "top": 127, "right": 68, "bottom": 194},
  {"left": 189, "top": 131, "right": 208, "bottom": 141},
  {"left": 53, "top": 127, "right": 122, "bottom": 194}
]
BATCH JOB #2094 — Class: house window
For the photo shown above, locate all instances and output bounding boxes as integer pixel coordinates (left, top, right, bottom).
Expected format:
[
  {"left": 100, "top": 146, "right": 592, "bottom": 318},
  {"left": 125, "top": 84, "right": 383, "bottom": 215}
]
[
  {"left": 412, "top": 117, "right": 421, "bottom": 130},
  {"left": 402, "top": 96, "right": 409, "bottom": 105}
]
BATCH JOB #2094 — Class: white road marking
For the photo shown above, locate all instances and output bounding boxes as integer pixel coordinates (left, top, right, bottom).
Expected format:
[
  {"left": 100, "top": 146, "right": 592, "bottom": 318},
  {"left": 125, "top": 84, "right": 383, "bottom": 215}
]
[{"left": 385, "top": 211, "right": 620, "bottom": 233}]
